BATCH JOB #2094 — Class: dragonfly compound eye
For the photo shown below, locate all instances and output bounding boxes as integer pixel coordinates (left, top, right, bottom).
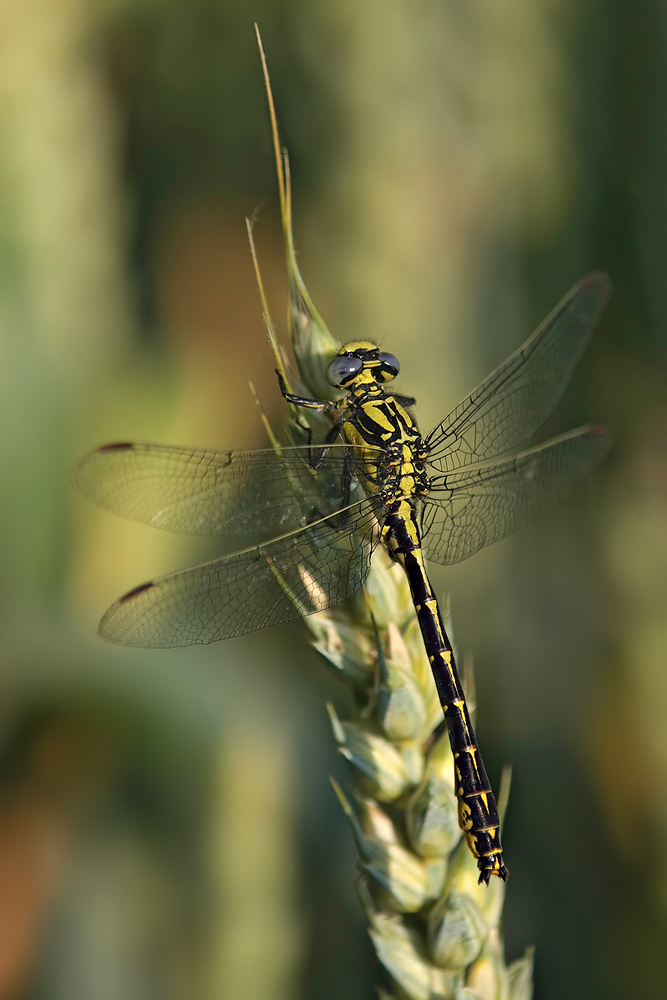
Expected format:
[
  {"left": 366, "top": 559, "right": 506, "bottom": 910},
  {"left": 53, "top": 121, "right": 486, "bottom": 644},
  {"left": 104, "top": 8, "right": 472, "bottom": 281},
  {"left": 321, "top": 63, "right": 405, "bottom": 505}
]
[
  {"left": 378, "top": 352, "right": 400, "bottom": 381},
  {"left": 326, "top": 355, "right": 364, "bottom": 387}
]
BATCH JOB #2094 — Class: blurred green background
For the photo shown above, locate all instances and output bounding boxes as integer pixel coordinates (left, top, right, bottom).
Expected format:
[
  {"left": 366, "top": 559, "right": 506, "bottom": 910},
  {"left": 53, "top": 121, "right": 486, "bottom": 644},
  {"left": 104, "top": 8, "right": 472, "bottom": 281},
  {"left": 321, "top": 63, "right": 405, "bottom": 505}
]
[{"left": 0, "top": 1, "right": 664, "bottom": 997}]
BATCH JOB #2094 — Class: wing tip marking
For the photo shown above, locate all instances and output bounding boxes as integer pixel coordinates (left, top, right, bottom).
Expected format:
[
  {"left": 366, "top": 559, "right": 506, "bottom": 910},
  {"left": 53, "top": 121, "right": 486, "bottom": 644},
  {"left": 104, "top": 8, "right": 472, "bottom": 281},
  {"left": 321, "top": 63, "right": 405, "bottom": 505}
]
[
  {"left": 119, "top": 580, "right": 155, "bottom": 602},
  {"left": 98, "top": 442, "right": 135, "bottom": 453}
]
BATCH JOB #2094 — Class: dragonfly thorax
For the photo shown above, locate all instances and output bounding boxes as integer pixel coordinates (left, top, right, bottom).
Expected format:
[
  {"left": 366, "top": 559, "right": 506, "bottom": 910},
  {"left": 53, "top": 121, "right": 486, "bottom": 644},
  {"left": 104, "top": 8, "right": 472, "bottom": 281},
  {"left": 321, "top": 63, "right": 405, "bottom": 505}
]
[{"left": 338, "top": 379, "right": 430, "bottom": 505}]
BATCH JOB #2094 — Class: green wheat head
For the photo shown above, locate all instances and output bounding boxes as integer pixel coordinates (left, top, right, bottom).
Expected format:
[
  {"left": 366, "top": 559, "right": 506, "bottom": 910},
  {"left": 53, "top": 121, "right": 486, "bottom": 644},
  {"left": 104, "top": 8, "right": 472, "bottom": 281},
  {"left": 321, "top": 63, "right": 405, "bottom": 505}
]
[{"left": 251, "top": 29, "right": 534, "bottom": 998}]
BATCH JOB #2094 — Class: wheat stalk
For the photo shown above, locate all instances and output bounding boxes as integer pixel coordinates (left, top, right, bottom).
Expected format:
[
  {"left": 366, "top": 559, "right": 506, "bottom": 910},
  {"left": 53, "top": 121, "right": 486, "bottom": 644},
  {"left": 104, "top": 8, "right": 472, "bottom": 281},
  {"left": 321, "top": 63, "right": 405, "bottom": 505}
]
[{"left": 251, "top": 27, "right": 534, "bottom": 999}]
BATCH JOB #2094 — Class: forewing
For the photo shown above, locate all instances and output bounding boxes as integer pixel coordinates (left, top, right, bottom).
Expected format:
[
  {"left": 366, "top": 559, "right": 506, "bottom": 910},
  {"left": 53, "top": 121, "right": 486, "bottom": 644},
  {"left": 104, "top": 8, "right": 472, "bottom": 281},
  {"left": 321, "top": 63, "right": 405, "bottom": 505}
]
[
  {"left": 73, "top": 442, "right": 370, "bottom": 535},
  {"left": 98, "top": 496, "right": 382, "bottom": 647},
  {"left": 421, "top": 426, "right": 611, "bottom": 566},
  {"left": 425, "top": 273, "right": 611, "bottom": 472}
]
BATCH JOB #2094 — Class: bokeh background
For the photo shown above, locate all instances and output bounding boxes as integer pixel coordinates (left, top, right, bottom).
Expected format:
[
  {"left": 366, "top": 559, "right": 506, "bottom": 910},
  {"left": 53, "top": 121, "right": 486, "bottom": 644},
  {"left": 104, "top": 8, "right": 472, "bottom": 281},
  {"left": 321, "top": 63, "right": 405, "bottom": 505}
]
[{"left": 0, "top": 1, "right": 664, "bottom": 997}]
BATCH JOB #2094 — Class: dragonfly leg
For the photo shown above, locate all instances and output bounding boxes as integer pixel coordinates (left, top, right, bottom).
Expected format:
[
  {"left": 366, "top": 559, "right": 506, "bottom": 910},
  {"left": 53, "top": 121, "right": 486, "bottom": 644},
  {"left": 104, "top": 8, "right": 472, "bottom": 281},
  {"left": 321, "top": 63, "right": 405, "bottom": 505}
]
[
  {"left": 307, "top": 445, "right": 353, "bottom": 531},
  {"left": 305, "top": 420, "right": 341, "bottom": 469},
  {"left": 276, "top": 370, "right": 337, "bottom": 413},
  {"left": 276, "top": 371, "right": 343, "bottom": 466},
  {"left": 334, "top": 450, "right": 354, "bottom": 530}
]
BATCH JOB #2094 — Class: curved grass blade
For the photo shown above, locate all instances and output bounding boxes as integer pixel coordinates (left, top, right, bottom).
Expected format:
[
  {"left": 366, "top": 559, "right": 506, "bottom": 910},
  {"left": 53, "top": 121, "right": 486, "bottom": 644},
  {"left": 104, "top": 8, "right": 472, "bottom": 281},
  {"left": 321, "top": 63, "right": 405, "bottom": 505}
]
[{"left": 255, "top": 24, "right": 339, "bottom": 402}]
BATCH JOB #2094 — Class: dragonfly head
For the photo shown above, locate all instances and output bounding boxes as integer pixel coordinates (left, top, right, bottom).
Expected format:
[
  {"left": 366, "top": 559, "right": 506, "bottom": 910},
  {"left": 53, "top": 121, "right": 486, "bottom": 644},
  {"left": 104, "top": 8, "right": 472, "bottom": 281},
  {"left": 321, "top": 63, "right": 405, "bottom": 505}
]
[{"left": 326, "top": 341, "right": 400, "bottom": 390}]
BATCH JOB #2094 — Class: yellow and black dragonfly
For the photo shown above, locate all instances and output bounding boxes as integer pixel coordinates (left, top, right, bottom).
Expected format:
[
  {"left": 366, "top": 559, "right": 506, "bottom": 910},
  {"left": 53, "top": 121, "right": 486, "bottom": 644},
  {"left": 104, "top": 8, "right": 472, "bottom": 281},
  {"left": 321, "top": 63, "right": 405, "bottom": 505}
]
[{"left": 74, "top": 271, "right": 611, "bottom": 883}]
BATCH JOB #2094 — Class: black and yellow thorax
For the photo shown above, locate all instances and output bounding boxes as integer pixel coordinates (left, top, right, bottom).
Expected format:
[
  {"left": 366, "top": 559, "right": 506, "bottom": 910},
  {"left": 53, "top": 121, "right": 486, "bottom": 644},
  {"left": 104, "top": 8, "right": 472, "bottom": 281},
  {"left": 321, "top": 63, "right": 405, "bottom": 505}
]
[{"left": 330, "top": 341, "right": 429, "bottom": 509}]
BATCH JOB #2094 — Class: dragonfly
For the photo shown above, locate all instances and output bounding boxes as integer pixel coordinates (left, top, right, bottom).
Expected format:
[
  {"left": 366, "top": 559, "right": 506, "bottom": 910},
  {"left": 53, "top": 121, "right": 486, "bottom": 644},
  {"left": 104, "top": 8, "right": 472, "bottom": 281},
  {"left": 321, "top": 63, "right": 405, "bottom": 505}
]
[{"left": 74, "top": 271, "right": 611, "bottom": 884}]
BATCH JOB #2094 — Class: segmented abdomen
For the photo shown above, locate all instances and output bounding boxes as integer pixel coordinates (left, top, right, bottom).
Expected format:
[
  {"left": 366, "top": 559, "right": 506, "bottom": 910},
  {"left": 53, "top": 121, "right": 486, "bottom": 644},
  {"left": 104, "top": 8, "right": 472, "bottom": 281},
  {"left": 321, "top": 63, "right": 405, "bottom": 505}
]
[{"left": 382, "top": 506, "right": 507, "bottom": 885}]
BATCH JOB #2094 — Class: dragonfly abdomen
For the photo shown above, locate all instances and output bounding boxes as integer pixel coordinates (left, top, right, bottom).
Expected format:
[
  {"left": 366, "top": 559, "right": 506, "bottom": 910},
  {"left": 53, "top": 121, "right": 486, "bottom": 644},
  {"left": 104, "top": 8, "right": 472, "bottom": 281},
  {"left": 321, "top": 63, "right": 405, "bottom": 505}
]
[{"left": 382, "top": 507, "right": 508, "bottom": 884}]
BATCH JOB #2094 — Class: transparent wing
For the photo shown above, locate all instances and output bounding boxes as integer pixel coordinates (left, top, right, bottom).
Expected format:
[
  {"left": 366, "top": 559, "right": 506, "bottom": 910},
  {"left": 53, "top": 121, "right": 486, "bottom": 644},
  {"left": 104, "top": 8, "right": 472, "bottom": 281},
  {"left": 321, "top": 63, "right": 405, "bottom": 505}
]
[
  {"left": 425, "top": 273, "right": 611, "bottom": 473},
  {"left": 98, "top": 496, "right": 383, "bottom": 647},
  {"left": 73, "top": 442, "right": 375, "bottom": 536},
  {"left": 421, "top": 426, "right": 611, "bottom": 566}
]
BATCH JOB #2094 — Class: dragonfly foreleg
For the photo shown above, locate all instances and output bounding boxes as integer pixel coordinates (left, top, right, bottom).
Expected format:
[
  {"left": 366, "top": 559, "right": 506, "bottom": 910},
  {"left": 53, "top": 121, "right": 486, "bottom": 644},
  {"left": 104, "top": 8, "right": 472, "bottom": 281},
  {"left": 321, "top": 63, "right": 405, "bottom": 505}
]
[{"left": 276, "top": 370, "right": 337, "bottom": 413}]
